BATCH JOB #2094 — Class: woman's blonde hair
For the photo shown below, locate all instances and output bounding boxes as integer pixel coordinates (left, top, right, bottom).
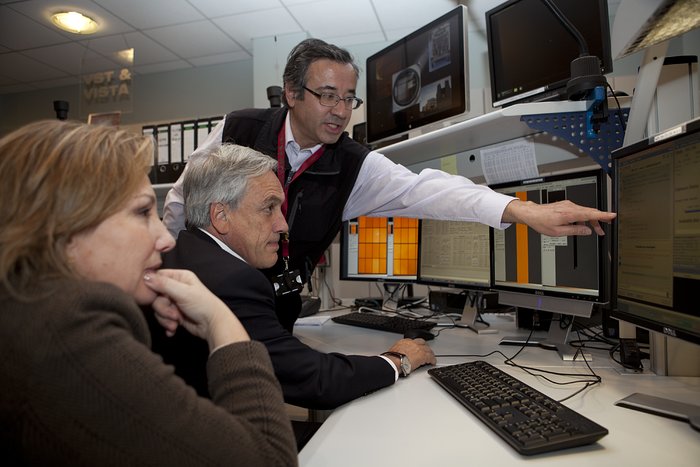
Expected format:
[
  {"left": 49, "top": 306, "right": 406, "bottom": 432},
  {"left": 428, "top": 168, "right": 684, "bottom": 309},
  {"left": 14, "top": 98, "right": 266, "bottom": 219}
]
[{"left": 0, "top": 120, "right": 153, "bottom": 300}]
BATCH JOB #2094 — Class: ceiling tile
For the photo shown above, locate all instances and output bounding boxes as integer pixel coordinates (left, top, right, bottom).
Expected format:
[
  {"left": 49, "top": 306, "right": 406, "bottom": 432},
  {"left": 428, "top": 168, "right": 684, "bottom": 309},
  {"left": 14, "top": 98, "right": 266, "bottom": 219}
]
[
  {"left": 32, "top": 76, "right": 81, "bottom": 89},
  {"left": 121, "top": 32, "right": 180, "bottom": 65},
  {"left": 213, "top": 8, "right": 302, "bottom": 51},
  {"left": 0, "top": 83, "right": 36, "bottom": 94},
  {"left": 289, "top": 0, "right": 380, "bottom": 38},
  {"left": 145, "top": 21, "right": 243, "bottom": 58},
  {"left": 8, "top": 0, "right": 138, "bottom": 38},
  {"left": 372, "top": 0, "right": 457, "bottom": 32},
  {"left": 0, "top": 6, "right": 68, "bottom": 49},
  {"left": 0, "top": 53, "right": 69, "bottom": 81},
  {"left": 93, "top": 0, "right": 205, "bottom": 29},
  {"left": 188, "top": 0, "right": 282, "bottom": 17},
  {"left": 132, "top": 59, "right": 192, "bottom": 75},
  {"left": 21, "top": 42, "right": 90, "bottom": 75},
  {"left": 188, "top": 50, "right": 252, "bottom": 67}
]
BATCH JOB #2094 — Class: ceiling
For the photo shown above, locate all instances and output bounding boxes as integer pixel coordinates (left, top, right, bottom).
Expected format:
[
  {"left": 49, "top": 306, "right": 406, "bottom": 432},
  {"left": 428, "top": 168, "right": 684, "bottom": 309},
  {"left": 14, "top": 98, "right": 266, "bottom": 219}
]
[{"left": 0, "top": 0, "right": 499, "bottom": 96}]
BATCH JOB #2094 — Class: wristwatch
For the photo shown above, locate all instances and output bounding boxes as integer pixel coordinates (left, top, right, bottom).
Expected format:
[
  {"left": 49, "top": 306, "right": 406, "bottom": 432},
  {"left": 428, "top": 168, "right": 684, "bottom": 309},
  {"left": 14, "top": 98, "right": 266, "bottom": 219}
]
[{"left": 382, "top": 351, "right": 411, "bottom": 377}]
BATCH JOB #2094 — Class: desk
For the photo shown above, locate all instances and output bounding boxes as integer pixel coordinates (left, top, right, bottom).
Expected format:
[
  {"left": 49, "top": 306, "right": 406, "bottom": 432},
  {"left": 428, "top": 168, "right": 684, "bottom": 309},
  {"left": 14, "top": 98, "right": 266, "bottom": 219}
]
[{"left": 295, "top": 312, "right": 700, "bottom": 467}]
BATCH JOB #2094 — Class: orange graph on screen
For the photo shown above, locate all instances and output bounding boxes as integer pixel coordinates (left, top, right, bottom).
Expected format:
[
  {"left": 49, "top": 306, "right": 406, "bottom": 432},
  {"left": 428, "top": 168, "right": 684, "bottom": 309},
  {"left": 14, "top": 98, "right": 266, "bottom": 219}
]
[
  {"left": 357, "top": 216, "right": 418, "bottom": 275},
  {"left": 515, "top": 191, "right": 529, "bottom": 283}
]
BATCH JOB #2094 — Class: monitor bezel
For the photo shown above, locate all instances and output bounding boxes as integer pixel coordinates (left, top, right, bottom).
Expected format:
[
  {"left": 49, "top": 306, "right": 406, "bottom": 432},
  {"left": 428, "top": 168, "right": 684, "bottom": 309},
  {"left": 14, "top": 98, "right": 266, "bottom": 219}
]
[
  {"left": 339, "top": 217, "right": 418, "bottom": 284},
  {"left": 365, "top": 5, "right": 469, "bottom": 145},
  {"left": 416, "top": 219, "right": 493, "bottom": 291},
  {"left": 610, "top": 118, "right": 700, "bottom": 345},
  {"left": 485, "top": 0, "right": 613, "bottom": 108},
  {"left": 489, "top": 168, "right": 610, "bottom": 304}
]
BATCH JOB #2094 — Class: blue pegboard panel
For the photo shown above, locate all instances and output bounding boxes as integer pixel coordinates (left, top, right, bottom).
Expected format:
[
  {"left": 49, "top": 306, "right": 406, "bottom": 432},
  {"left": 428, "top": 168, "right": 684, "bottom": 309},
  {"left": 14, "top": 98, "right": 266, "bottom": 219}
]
[{"left": 521, "top": 104, "right": 629, "bottom": 173}]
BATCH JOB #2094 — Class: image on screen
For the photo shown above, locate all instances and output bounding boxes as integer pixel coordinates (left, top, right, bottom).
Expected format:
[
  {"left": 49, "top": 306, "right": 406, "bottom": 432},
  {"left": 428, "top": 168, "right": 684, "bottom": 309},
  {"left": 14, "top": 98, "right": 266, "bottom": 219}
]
[
  {"left": 365, "top": 5, "right": 469, "bottom": 145},
  {"left": 418, "top": 219, "right": 491, "bottom": 290},
  {"left": 612, "top": 121, "right": 700, "bottom": 344},
  {"left": 490, "top": 169, "right": 608, "bottom": 306},
  {"left": 340, "top": 216, "right": 418, "bottom": 282}
]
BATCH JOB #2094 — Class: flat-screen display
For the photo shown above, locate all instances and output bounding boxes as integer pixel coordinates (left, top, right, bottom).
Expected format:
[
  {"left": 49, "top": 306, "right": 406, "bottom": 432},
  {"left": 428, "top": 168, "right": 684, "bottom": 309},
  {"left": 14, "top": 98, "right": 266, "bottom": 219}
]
[
  {"left": 612, "top": 118, "right": 700, "bottom": 345},
  {"left": 340, "top": 216, "right": 418, "bottom": 283},
  {"left": 365, "top": 5, "right": 469, "bottom": 145},
  {"left": 486, "top": 0, "right": 612, "bottom": 107},
  {"left": 417, "top": 219, "right": 491, "bottom": 290},
  {"left": 490, "top": 169, "right": 609, "bottom": 317}
]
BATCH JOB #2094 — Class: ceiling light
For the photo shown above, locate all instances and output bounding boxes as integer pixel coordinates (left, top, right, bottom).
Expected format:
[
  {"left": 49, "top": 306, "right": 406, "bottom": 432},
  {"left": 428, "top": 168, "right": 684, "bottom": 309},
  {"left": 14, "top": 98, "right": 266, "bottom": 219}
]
[{"left": 51, "top": 11, "right": 99, "bottom": 35}]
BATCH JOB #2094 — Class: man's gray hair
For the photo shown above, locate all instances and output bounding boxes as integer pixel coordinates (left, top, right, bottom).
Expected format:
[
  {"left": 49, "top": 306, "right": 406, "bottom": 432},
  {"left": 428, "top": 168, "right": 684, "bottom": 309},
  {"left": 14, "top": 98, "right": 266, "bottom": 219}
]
[{"left": 183, "top": 144, "right": 278, "bottom": 229}]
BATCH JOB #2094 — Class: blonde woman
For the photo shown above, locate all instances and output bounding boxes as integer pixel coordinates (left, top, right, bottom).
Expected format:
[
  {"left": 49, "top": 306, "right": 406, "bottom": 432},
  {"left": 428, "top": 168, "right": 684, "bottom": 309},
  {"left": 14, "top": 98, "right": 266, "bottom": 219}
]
[{"left": 0, "top": 120, "right": 297, "bottom": 466}]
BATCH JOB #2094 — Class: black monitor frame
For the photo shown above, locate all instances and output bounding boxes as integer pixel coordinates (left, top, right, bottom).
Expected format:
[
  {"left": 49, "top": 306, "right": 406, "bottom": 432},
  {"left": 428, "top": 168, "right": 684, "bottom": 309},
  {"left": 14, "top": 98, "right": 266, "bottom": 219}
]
[
  {"left": 417, "top": 219, "right": 492, "bottom": 291},
  {"left": 489, "top": 168, "right": 609, "bottom": 359},
  {"left": 339, "top": 216, "right": 418, "bottom": 284},
  {"left": 365, "top": 5, "right": 469, "bottom": 145},
  {"left": 611, "top": 118, "right": 700, "bottom": 346},
  {"left": 486, "top": 0, "right": 613, "bottom": 108}
]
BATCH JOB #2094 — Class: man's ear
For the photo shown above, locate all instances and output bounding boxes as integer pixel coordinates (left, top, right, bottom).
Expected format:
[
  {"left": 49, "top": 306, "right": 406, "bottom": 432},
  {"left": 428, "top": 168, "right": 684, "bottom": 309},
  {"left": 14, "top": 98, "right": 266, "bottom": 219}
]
[
  {"left": 210, "top": 202, "right": 230, "bottom": 235},
  {"left": 284, "top": 84, "right": 296, "bottom": 108}
]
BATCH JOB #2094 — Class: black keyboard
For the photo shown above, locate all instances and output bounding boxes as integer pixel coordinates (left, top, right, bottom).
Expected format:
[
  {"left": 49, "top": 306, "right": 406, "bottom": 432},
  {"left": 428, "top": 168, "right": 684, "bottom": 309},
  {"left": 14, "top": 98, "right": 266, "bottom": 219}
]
[
  {"left": 331, "top": 312, "right": 435, "bottom": 334},
  {"left": 428, "top": 361, "right": 608, "bottom": 455}
]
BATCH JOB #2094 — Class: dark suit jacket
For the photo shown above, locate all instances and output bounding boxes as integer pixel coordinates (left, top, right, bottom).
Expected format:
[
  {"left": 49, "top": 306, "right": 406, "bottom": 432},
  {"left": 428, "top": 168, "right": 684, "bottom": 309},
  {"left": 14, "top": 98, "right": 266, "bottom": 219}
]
[{"left": 152, "top": 228, "right": 395, "bottom": 410}]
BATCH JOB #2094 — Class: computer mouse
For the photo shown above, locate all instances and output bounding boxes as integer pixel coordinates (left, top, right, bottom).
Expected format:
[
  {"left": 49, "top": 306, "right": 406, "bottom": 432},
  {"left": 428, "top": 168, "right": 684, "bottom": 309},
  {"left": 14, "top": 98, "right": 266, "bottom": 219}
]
[{"left": 403, "top": 328, "right": 435, "bottom": 341}]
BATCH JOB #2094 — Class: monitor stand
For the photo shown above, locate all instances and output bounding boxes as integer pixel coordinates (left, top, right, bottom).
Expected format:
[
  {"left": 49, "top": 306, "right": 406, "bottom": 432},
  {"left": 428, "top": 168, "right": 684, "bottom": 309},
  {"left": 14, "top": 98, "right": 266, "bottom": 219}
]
[
  {"left": 500, "top": 312, "right": 592, "bottom": 361},
  {"left": 460, "top": 292, "right": 498, "bottom": 335}
]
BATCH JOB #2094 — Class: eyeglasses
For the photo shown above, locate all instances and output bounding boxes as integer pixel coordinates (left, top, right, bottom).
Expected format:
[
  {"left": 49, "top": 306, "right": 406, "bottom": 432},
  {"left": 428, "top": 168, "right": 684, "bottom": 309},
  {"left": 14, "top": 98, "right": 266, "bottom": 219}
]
[{"left": 302, "top": 86, "right": 363, "bottom": 110}]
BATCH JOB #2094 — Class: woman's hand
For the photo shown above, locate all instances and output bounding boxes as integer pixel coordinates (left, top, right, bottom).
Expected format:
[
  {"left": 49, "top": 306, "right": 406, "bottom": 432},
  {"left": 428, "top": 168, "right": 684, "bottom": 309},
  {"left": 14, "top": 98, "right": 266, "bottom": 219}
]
[{"left": 145, "top": 269, "right": 249, "bottom": 349}]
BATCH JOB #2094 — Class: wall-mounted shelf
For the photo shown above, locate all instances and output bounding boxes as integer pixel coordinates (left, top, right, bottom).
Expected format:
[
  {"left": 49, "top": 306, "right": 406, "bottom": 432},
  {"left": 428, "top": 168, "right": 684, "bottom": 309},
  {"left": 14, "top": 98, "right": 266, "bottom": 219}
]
[{"left": 380, "top": 98, "right": 629, "bottom": 171}]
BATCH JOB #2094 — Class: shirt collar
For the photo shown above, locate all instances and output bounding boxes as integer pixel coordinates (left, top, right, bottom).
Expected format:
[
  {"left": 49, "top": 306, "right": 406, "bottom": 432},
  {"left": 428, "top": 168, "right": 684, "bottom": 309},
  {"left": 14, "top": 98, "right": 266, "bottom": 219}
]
[
  {"left": 284, "top": 113, "right": 322, "bottom": 166},
  {"left": 198, "top": 228, "right": 247, "bottom": 264}
]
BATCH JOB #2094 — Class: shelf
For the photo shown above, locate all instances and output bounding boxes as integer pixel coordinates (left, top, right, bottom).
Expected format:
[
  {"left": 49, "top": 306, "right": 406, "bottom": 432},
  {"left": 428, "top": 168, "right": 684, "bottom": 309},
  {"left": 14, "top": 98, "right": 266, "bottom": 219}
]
[{"left": 379, "top": 99, "right": 629, "bottom": 169}]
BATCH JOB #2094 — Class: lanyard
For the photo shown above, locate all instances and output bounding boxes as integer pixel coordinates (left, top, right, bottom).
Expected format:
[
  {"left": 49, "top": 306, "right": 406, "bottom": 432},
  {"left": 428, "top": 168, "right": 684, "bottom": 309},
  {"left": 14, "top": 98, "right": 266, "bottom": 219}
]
[{"left": 276, "top": 126, "right": 325, "bottom": 262}]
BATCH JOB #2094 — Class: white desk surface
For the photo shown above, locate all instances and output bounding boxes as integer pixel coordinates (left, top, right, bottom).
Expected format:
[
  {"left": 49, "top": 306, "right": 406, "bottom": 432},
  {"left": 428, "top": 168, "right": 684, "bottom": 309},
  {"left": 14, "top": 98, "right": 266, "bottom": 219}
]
[{"left": 295, "top": 311, "right": 700, "bottom": 467}]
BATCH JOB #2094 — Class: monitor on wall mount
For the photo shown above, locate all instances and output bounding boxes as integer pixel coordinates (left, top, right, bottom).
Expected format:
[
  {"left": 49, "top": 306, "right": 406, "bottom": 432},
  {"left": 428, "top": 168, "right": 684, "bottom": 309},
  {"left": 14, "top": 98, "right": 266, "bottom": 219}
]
[
  {"left": 486, "top": 0, "right": 612, "bottom": 108},
  {"left": 365, "top": 5, "right": 470, "bottom": 146}
]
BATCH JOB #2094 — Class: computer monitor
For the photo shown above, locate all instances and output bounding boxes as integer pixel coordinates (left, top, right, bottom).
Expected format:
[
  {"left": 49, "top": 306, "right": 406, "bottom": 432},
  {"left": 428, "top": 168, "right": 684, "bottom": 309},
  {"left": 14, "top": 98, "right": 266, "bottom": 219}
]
[
  {"left": 486, "top": 0, "right": 613, "bottom": 108},
  {"left": 340, "top": 216, "right": 418, "bottom": 305},
  {"left": 365, "top": 5, "right": 469, "bottom": 146},
  {"left": 611, "top": 117, "right": 700, "bottom": 426},
  {"left": 612, "top": 118, "right": 700, "bottom": 347},
  {"left": 417, "top": 219, "right": 494, "bottom": 331},
  {"left": 490, "top": 169, "right": 609, "bottom": 359}
]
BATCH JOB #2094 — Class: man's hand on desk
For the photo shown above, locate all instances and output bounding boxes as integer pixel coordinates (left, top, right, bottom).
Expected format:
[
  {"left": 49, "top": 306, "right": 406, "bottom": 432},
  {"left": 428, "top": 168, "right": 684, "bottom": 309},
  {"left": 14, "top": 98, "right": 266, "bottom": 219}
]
[
  {"left": 502, "top": 199, "right": 616, "bottom": 237},
  {"left": 384, "top": 338, "right": 437, "bottom": 376}
]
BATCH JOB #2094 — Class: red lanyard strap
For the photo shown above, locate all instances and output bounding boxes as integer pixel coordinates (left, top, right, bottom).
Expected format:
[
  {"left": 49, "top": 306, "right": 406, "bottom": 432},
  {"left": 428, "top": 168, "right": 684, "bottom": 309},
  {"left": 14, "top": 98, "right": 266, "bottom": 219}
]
[{"left": 276, "top": 126, "right": 325, "bottom": 261}]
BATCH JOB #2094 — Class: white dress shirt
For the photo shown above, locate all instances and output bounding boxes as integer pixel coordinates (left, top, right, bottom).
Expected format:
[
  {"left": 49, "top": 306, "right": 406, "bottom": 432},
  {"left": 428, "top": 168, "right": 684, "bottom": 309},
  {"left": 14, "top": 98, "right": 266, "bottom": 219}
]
[{"left": 162, "top": 113, "right": 515, "bottom": 237}]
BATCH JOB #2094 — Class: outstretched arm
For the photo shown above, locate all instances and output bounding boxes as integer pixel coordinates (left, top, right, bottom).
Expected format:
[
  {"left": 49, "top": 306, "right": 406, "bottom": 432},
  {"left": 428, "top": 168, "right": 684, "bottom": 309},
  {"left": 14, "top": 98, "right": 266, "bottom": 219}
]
[{"left": 502, "top": 199, "right": 616, "bottom": 236}]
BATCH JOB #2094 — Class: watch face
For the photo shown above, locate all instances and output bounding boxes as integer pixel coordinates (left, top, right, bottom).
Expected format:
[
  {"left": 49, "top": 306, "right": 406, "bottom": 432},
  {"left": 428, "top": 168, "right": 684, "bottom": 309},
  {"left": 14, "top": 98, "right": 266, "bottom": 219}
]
[{"left": 400, "top": 356, "right": 411, "bottom": 376}]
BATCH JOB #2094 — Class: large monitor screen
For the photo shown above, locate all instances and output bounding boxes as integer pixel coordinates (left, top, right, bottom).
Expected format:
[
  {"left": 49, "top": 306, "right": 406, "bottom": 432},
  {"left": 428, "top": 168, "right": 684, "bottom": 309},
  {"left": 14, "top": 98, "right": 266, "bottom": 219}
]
[
  {"left": 486, "top": 0, "right": 612, "bottom": 107},
  {"left": 365, "top": 5, "right": 469, "bottom": 145},
  {"left": 612, "top": 119, "right": 700, "bottom": 345},
  {"left": 417, "top": 219, "right": 491, "bottom": 290},
  {"left": 490, "top": 169, "right": 608, "bottom": 316},
  {"left": 340, "top": 216, "right": 418, "bottom": 283}
]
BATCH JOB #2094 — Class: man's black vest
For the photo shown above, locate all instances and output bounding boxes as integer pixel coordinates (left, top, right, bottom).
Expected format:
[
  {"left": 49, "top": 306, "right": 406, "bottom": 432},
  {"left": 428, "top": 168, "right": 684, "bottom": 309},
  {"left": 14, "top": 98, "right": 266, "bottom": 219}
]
[{"left": 222, "top": 107, "right": 370, "bottom": 300}]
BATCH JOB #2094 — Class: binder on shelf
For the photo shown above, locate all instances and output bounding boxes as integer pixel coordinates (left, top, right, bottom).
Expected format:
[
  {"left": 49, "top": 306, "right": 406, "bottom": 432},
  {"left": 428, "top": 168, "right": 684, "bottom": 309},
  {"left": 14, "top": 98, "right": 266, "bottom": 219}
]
[
  {"left": 182, "top": 120, "right": 196, "bottom": 161},
  {"left": 209, "top": 116, "right": 223, "bottom": 130},
  {"left": 155, "top": 124, "right": 170, "bottom": 183},
  {"left": 196, "top": 119, "right": 210, "bottom": 148},
  {"left": 168, "top": 122, "right": 184, "bottom": 181},
  {"left": 142, "top": 125, "right": 157, "bottom": 183}
]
